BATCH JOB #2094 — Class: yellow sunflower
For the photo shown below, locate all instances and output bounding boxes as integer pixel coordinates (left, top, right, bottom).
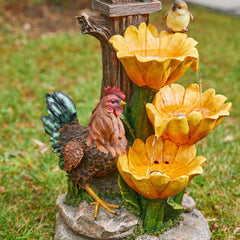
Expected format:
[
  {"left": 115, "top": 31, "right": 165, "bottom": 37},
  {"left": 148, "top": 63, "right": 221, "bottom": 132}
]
[
  {"left": 109, "top": 23, "right": 199, "bottom": 89},
  {"left": 146, "top": 84, "right": 232, "bottom": 145},
  {"left": 117, "top": 136, "right": 206, "bottom": 199}
]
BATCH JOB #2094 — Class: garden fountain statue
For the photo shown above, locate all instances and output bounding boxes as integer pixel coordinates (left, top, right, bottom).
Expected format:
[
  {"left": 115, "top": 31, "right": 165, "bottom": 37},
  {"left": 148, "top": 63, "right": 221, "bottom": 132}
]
[{"left": 41, "top": 0, "right": 231, "bottom": 239}]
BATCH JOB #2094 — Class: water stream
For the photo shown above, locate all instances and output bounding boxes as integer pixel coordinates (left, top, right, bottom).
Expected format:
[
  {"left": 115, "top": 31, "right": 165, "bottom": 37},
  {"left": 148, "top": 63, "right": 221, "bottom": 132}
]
[
  {"left": 145, "top": 24, "right": 148, "bottom": 57},
  {"left": 196, "top": 70, "right": 203, "bottom": 113}
]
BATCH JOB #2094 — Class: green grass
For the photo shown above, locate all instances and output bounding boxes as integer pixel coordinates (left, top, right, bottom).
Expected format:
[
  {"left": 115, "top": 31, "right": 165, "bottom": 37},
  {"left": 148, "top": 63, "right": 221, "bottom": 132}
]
[{"left": 0, "top": 4, "right": 240, "bottom": 240}]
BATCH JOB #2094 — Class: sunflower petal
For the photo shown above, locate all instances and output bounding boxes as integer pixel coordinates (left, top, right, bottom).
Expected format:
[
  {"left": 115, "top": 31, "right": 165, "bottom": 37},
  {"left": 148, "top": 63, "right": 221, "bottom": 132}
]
[
  {"left": 162, "top": 140, "right": 179, "bottom": 164},
  {"left": 130, "top": 174, "right": 159, "bottom": 199},
  {"left": 150, "top": 172, "right": 171, "bottom": 197},
  {"left": 119, "top": 55, "right": 146, "bottom": 86},
  {"left": 152, "top": 91, "right": 165, "bottom": 111},
  {"left": 167, "top": 117, "right": 190, "bottom": 144},
  {"left": 187, "top": 111, "right": 202, "bottom": 135},
  {"left": 154, "top": 117, "right": 169, "bottom": 138},
  {"left": 146, "top": 135, "right": 164, "bottom": 163},
  {"left": 174, "top": 144, "right": 196, "bottom": 166},
  {"left": 159, "top": 176, "right": 189, "bottom": 199},
  {"left": 189, "top": 118, "right": 216, "bottom": 144},
  {"left": 183, "top": 84, "right": 200, "bottom": 106},
  {"left": 170, "top": 84, "right": 185, "bottom": 105},
  {"left": 124, "top": 26, "right": 141, "bottom": 51},
  {"left": 146, "top": 103, "right": 159, "bottom": 125},
  {"left": 109, "top": 35, "right": 129, "bottom": 53}
]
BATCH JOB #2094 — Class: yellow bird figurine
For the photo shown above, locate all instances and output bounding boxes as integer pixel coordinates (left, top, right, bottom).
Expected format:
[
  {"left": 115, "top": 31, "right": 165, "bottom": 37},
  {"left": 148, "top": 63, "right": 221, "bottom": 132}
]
[{"left": 163, "top": 0, "right": 193, "bottom": 33}]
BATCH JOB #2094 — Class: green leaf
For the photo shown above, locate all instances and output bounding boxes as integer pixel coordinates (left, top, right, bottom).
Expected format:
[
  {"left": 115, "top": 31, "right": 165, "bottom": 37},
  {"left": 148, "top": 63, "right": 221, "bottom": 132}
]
[
  {"left": 167, "top": 197, "right": 185, "bottom": 210},
  {"left": 164, "top": 190, "right": 186, "bottom": 221},
  {"left": 118, "top": 174, "right": 141, "bottom": 216},
  {"left": 120, "top": 113, "right": 135, "bottom": 143},
  {"left": 130, "top": 86, "right": 157, "bottom": 141},
  {"left": 120, "top": 104, "right": 135, "bottom": 144},
  {"left": 172, "top": 188, "right": 185, "bottom": 205}
]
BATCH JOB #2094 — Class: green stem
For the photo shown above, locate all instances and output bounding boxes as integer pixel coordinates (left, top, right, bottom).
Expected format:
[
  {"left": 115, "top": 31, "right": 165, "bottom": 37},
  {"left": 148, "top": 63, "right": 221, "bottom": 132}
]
[
  {"left": 118, "top": 175, "right": 185, "bottom": 233},
  {"left": 139, "top": 190, "right": 185, "bottom": 233},
  {"left": 130, "top": 86, "right": 157, "bottom": 141},
  {"left": 141, "top": 196, "right": 166, "bottom": 232}
]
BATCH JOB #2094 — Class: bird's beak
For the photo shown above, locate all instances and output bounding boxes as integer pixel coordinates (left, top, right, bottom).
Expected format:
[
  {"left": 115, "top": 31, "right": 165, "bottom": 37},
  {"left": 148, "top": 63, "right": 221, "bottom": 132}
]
[
  {"left": 172, "top": 4, "right": 176, "bottom": 11},
  {"left": 119, "top": 100, "right": 127, "bottom": 106}
]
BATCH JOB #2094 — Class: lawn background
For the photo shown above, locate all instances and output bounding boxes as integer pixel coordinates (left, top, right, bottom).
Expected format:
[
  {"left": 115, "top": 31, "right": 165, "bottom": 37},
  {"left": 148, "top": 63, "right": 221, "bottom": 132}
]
[{"left": 0, "top": 1, "right": 239, "bottom": 239}]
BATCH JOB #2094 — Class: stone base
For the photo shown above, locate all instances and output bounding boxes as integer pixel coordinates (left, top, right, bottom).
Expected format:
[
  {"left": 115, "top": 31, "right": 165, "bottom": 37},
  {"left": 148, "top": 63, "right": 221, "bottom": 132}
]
[
  {"left": 55, "top": 194, "right": 211, "bottom": 240},
  {"left": 55, "top": 214, "right": 87, "bottom": 240},
  {"left": 136, "top": 209, "right": 211, "bottom": 240},
  {"left": 55, "top": 194, "right": 138, "bottom": 240}
]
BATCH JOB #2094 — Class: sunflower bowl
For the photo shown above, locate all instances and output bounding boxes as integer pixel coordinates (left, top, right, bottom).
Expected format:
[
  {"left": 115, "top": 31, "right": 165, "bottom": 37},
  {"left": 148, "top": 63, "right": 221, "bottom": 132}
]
[
  {"left": 109, "top": 23, "right": 199, "bottom": 89},
  {"left": 117, "top": 135, "right": 206, "bottom": 199},
  {"left": 146, "top": 84, "right": 232, "bottom": 145}
]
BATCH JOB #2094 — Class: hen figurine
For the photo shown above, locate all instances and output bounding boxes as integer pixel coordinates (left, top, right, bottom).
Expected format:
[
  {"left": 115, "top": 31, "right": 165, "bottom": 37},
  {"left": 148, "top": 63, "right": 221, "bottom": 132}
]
[
  {"left": 163, "top": 0, "right": 193, "bottom": 33},
  {"left": 41, "top": 86, "right": 127, "bottom": 218}
]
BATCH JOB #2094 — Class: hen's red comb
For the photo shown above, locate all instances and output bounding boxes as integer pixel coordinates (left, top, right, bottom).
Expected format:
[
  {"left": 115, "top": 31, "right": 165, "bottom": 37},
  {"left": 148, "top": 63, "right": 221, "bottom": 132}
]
[{"left": 103, "top": 86, "right": 126, "bottom": 100}]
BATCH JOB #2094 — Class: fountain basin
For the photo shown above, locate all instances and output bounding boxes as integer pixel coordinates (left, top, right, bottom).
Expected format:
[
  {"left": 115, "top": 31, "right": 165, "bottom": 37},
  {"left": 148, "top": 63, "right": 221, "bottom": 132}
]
[
  {"left": 109, "top": 23, "right": 199, "bottom": 89},
  {"left": 146, "top": 83, "right": 232, "bottom": 145},
  {"left": 117, "top": 135, "right": 205, "bottom": 199}
]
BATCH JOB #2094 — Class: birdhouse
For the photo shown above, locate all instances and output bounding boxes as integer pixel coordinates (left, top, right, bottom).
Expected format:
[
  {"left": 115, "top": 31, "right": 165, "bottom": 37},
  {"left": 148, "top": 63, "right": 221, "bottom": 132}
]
[{"left": 92, "top": 0, "right": 162, "bottom": 17}]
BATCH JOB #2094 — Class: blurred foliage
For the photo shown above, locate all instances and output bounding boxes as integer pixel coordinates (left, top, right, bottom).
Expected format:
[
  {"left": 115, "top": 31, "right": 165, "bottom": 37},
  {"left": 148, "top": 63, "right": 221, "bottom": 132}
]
[
  {"left": 2, "top": 0, "right": 86, "bottom": 5},
  {"left": 4, "top": 0, "right": 63, "bottom": 3}
]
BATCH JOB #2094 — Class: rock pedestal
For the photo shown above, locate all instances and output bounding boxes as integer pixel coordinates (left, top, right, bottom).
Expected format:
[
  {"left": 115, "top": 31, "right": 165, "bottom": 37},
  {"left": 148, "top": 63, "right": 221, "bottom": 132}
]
[
  {"left": 55, "top": 194, "right": 138, "bottom": 240},
  {"left": 136, "top": 210, "right": 211, "bottom": 240},
  {"left": 55, "top": 194, "right": 211, "bottom": 240}
]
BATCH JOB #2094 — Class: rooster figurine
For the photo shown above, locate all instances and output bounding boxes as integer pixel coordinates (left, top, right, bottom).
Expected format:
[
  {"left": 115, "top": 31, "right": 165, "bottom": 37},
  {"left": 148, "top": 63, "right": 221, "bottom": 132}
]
[{"left": 41, "top": 86, "right": 127, "bottom": 218}]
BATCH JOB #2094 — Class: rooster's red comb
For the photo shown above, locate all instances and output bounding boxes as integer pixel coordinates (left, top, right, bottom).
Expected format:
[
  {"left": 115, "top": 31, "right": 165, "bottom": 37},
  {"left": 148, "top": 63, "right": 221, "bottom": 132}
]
[{"left": 103, "top": 86, "right": 125, "bottom": 100}]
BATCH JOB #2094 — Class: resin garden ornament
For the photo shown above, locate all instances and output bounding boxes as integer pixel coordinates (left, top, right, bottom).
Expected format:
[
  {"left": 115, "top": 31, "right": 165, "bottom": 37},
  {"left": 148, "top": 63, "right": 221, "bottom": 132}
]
[{"left": 42, "top": 0, "right": 231, "bottom": 238}]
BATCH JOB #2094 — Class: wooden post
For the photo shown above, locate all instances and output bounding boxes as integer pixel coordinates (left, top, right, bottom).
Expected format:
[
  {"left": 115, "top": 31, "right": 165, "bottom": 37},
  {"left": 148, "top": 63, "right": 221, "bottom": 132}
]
[{"left": 77, "top": 0, "right": 161, "bottom": 103}]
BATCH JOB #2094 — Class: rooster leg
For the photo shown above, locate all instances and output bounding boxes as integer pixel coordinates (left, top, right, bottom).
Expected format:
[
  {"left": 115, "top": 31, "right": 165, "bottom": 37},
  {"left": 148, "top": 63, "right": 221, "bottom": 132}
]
[{"left": 85, "top": 186, "right": 119, "bottom": 219}]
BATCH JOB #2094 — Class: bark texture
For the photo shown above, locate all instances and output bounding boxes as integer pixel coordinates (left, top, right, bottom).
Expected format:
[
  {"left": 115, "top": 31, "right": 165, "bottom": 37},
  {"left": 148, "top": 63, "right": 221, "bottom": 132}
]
[{"left": 76, "top": 0, "right": 161, "bottom": 103}]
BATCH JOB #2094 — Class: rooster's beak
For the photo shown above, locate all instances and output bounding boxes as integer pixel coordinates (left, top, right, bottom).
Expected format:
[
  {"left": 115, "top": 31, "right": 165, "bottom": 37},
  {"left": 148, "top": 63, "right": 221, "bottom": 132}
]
[{"left": 119, "top": 100, "right": 127, "bottom": 106}]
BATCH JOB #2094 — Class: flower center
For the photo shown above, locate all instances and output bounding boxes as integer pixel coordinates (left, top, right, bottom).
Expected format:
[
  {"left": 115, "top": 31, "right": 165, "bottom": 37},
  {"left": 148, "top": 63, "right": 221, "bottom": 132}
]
[
  {"left": 131, "top": 49, "right": 182, "bottom": 59},
  {"left": 162, "top": 105, "right": 191, "bottom": 117},
  {"left": 192, "top": 107, "right": 212, "bottom": 116},
  {"left": 161, "top": 105, "right": 213, "bottom": 118}
]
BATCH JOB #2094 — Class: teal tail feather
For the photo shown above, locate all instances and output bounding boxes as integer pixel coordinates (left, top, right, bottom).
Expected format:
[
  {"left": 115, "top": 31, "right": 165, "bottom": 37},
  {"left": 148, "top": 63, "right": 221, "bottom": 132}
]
[{"left": 41, "top": 91, "right": 77, "bottom": 156}]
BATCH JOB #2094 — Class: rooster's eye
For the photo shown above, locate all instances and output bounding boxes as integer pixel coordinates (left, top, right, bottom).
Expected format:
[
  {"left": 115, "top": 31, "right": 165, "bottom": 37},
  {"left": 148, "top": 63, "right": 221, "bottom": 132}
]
[
  {"left": 178, "top": 7, "right": 181, "bottom": 9},
  {"left": 112, "top": 100, "right": 115, "bottom": 103}
]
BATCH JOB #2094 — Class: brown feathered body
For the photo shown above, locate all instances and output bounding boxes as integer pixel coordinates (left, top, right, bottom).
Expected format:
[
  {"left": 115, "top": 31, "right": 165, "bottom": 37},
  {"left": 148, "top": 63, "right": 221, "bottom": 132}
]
[{"left": 58, "top": 95, "right": 127, "bottom": 188}]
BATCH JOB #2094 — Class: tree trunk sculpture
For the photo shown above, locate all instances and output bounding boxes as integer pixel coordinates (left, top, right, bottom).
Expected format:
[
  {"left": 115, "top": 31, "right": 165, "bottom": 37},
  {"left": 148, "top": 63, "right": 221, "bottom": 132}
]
[{"left": 76, "top": 0, "right": 161, "bottom": 103}]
